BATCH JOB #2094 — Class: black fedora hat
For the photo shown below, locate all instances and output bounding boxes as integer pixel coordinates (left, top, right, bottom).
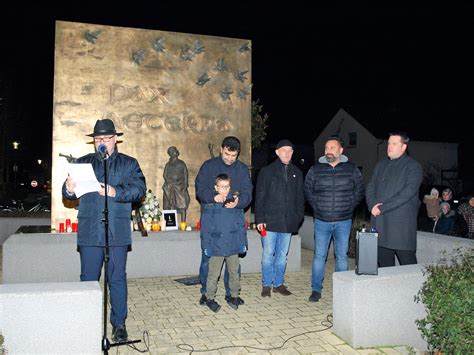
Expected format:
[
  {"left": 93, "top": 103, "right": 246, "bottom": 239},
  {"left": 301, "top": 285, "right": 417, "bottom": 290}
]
[{"left": 86, "top": 119, "right": 123, "bottom": 137}]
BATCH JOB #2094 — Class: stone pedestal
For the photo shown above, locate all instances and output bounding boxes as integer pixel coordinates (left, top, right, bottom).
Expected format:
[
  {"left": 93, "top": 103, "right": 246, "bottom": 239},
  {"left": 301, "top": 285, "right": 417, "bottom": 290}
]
[
  {"left": 0, "top": 281, "right": 101, "bottom": 354},
  {"left": 3, "top": 230, "right": 301, "bottom": 283},
  {"left": 333, "top": 264, "right": 428, "bottom": 350}
]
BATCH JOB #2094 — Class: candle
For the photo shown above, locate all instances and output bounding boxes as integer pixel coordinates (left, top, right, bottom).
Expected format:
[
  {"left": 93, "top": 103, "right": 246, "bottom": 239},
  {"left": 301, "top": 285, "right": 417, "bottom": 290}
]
[{"left": 65, "top": 219, "right": 72, "bottom": 233}]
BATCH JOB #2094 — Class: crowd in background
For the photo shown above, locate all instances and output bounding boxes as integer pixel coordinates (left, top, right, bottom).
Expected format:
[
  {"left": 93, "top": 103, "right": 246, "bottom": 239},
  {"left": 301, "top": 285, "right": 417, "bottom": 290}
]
[{"left": 422, "top": 187, "right": 474, "bottom": 239}]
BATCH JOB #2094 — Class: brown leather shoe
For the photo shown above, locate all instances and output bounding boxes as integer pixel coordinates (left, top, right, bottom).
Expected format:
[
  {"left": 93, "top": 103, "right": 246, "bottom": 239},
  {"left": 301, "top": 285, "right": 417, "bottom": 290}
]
[
  {"left": 261, "top": 286, "right": 271, "bottom": 297},
  {"left": 273, "top": 285, "right": 292, "bottom": 296}
]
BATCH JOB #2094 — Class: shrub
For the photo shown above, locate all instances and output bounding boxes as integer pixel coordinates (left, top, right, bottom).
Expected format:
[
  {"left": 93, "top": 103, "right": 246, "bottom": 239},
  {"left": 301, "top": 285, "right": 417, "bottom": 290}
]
[
  {"left": 415, "top": 247, "right": 474, "bottom": 353},
  {"left": 251, "top": 100, "right": 269, "bottom": 149}
]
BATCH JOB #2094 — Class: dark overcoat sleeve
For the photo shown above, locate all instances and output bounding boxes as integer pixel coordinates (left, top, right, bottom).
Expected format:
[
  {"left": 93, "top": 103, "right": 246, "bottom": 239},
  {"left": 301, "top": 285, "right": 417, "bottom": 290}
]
[{"left": 254, "top": 166, "right": 268, "bottom": 224}]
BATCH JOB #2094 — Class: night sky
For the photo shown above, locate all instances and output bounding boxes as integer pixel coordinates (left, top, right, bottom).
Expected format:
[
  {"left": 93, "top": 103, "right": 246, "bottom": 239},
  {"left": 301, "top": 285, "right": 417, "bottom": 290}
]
[{"left": 2, "top": 4, "right": 473, "bottom": 164}]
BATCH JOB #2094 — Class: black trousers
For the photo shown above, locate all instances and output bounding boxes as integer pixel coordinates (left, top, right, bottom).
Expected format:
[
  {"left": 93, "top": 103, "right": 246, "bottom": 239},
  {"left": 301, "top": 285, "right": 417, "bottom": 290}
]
[{"left": 378, "top": 246, "right": 417, "bottom": 267}]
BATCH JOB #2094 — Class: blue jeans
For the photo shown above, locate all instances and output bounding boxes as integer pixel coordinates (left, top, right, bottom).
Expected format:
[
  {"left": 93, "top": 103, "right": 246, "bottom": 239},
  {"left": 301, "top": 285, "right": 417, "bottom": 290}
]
[
  {"left": 80, "top": 246, "right": 128, "bottom": 326},
  {"left": 312, "top": 219, "right": 352, "bottom": 292},
  {"left": 261, "top": 231, "right": 292, "bottom": 287},
  {"left": 199, "top": 250, "right": 241, "bottom": 296}
]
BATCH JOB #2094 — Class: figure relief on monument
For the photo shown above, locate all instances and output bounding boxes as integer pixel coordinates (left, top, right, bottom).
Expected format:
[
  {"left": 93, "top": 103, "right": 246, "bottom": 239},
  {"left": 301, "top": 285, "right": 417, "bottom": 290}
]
[{"left": 162, "top": 146, "right": 190, "bottom": 222}]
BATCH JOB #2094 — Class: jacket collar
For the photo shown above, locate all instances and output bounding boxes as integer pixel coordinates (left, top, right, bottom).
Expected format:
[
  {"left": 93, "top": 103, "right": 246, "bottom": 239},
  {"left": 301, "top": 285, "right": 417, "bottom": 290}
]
[
  {"left": 444, "top": 209, "right": 456, "bottom": 218},
  {"left": 95, "top": 149, "right": 118, "bottom": 161},
  {"left": 273, "top": 159, "right": 292, "bottom": 167},
  {"left": 388, "top": 153, "right": 407, "bottom": 162},
  {"left": 318, "top": 154, "right": 348, "bottom": 164}
]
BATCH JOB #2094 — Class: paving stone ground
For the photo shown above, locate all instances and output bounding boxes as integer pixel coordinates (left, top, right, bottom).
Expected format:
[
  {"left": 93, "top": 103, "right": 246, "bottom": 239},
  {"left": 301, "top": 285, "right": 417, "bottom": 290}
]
[{"left": 0, "top": 245, "right": 420, "bottom": 354}]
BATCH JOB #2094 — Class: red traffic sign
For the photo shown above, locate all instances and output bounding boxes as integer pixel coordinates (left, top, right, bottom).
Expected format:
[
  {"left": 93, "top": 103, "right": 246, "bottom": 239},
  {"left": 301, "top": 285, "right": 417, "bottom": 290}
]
[{"left": 31, "top": 180, "right": 38, "bottom": 187}]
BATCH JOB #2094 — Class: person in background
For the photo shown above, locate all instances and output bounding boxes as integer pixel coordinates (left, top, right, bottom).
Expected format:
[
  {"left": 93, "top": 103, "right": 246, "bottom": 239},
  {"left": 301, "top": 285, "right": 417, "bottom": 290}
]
[
  {"left": 195, "top": 136, "right": 253, "bottom": 306},
  {"left": 255, "top": 139, "right": 304, "bottom": 298},
  {"left": 423, "top": 187, "right": 441, "bottom": 223},
  {"left": 63, "top": 119, "right": 146, "bottom": 343},
  {"left": 441, "top": 188, "right": 456, "bottom": 211},
  {"left": 366, "top": 132, "right": 423, "bottom": 267},
  {"left": 441, "top": 187, "right": 469, "bottom": 237},
  {"left": 458, "top": 196, "right": 474, "bottom": 239},
  {"left": 434, "top": 202, "right": 456, "bottom": 236},
  {"left": 304, "top": 136, "right": 364, "bottom": 302}
]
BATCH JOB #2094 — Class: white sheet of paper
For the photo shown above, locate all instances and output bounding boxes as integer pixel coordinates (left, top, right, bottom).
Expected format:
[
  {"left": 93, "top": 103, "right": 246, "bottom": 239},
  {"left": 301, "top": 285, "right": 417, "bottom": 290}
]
[{"left": 67, "top": 163, "right": 102, "bottom": 198}]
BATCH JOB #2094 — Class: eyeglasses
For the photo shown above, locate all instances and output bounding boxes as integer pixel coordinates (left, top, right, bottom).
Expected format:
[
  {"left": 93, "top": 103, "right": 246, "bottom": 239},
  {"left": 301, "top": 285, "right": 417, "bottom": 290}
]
[
  {"left": 216, "top": 185, "right": 231, "bottom": 190},
  {"left": 93, "top": 135, "right": 115, "bottom": 143}
]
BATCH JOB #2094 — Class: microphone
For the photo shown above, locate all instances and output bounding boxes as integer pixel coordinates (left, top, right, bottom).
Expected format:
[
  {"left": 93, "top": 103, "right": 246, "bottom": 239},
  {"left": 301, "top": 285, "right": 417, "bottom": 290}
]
[{"left": 98, "top": 144, "right": 109, "bottom": 160}]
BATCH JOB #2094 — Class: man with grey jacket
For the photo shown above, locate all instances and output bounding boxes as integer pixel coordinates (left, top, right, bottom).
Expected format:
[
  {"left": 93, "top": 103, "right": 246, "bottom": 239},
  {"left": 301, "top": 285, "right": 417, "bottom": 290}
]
[
  {"left": 366, "top": 132, "right": 423, "bottom": 267},
  {"left": 304, "top": 136, "right": 364, "bottom": 302}
]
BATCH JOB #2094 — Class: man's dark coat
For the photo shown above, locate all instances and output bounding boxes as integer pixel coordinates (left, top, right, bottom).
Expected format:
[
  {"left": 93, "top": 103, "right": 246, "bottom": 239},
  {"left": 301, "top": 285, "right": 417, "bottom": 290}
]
[{"left": 366, "top": 154, "right": 423, "bottom": 250}]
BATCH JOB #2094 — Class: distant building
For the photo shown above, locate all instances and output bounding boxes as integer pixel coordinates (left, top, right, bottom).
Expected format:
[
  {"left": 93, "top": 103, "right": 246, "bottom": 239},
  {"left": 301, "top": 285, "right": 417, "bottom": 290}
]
[{"left": 313, "top": 108, "right": 459, "bottom": 191}]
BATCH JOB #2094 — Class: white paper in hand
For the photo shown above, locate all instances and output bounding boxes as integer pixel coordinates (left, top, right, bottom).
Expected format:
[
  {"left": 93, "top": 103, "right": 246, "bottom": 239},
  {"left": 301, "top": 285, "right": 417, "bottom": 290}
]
[{"left": 67, "top": 163, "right": 102, "bottom": 198}]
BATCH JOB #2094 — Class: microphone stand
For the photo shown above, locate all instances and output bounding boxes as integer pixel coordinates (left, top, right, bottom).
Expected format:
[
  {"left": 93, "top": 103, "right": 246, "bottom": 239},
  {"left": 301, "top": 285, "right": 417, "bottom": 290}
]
[{"left": 99, "top": 150, "right": 140, "bottom": 354}]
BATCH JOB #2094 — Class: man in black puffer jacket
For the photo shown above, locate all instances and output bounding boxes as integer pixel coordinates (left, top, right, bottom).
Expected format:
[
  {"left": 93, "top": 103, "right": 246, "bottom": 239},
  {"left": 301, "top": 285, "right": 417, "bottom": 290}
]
[{"left": 304, "top": 136, "right": 364, "bottom": 302}]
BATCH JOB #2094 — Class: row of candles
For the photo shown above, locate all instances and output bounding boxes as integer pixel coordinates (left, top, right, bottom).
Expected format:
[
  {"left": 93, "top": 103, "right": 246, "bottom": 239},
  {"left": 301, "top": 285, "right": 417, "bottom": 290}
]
[
  {"left": 56, "top": 219, "right": 78, "bottom": 233},
  {"left": 55, "top": 219, "right": 266, "bottom": 235},
  {"left": 160, "top": 220, "right": 266, "bottom": 235}
]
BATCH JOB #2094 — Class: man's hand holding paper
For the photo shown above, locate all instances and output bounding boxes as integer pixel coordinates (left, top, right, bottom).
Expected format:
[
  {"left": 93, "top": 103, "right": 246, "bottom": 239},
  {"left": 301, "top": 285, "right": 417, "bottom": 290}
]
[{"left": 67, "top": 163, "right": 102, "bottom": 198}]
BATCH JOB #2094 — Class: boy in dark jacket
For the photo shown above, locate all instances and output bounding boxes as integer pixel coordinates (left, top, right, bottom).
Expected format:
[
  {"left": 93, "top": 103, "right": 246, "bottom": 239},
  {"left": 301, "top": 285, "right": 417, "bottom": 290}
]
[{"left": 202, "top": 174, "right": 247, "bottom": 312}]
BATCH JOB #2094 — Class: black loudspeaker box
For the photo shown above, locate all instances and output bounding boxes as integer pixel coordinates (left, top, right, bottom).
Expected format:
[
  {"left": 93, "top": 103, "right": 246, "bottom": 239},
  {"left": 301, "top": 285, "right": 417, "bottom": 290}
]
[{"left": 355, "top": 229, "right": 378, "bottom": 275}]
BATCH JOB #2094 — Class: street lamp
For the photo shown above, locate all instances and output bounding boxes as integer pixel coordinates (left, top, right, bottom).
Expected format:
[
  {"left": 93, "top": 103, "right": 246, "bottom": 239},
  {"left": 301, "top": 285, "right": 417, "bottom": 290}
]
[
  {"left": 38, "top": 159, "right": 42, "bottom": 165},
  {"left": 13, "top": 163, "right": 18, "bottom": 189},
  {"left": 12, "top": 141, "right": 20, "bottom": 150}
]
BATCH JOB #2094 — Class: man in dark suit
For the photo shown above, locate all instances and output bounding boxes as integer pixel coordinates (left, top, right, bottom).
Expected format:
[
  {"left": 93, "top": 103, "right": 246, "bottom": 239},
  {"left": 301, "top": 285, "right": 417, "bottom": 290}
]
[
  {"left": 63, "top": 119, "right": 146, "bottom": 343},
  {"left": 366, "top": 132, "right": 423, "bottom": 267}
]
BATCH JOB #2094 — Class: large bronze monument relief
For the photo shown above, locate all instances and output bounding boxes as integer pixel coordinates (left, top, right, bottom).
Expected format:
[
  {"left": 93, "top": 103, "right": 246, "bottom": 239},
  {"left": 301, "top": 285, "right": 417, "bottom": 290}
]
[{"left": 52, "top": 21, "right": 251, "bottom": 227}]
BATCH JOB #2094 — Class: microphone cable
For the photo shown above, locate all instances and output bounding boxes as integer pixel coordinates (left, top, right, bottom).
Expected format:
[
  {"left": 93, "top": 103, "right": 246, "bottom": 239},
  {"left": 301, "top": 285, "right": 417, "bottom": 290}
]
[
  {"left": 176, "top": 313, "right": 333, "bottom": 354},
  {"left": 120, "top": 330, "right": 151, "bottom": 353}
]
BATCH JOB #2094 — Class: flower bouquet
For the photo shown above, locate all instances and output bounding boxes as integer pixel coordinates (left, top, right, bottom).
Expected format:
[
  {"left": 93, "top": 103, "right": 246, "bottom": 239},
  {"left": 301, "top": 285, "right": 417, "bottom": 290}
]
[{"left": 138, "top": 189, "right": 161, "bottom": 231}]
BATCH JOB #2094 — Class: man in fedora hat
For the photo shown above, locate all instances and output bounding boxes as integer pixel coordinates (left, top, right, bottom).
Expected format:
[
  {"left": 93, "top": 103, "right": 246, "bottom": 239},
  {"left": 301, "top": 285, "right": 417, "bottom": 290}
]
[{"left": 63, "top": 119, "right": 146, "bottom": 343}]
